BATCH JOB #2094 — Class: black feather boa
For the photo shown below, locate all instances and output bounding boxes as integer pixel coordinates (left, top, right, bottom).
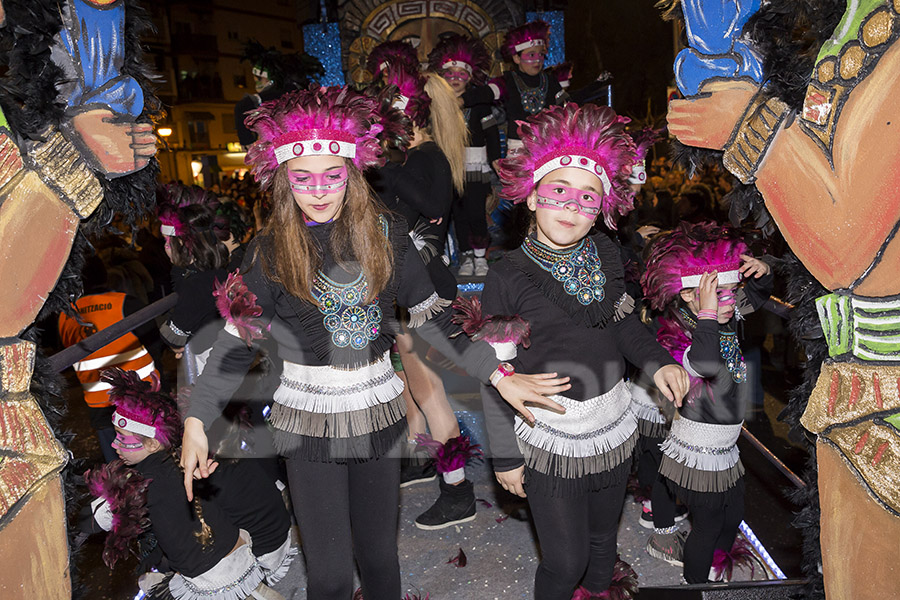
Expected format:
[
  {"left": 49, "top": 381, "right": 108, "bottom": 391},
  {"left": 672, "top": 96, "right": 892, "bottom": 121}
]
[
  {"left": 0, "top": 2, "right": 160, "bottom": 596},
  {"left": 776, "top": 252, "right": 828, "bottom": 599}
]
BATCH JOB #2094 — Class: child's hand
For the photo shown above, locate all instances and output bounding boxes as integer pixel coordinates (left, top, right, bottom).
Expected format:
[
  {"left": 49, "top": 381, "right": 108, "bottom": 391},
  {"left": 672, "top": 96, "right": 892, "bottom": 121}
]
[
  {"left": 181, "top": 417, "right": 210, "bottom": 501},
  {"left": 739, "top": 254, "right": 770, "bottom": 279},
  {"left": 495, "top": 466, "right": 527, "bottom": 498},
  {"left": 495, "top": 372, "right": 570, "bottom": 425},
  {"left": 698, "top": 271, "right": 719, "bottom": 312},
  {"left": 653, "top": 364, "right": 690, "bottom": 408}
]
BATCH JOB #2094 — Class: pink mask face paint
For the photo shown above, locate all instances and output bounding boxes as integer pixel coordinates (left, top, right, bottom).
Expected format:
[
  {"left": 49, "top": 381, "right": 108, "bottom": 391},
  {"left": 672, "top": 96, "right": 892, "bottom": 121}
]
[
  {"left": 536, "top": 184, "right": 603, "bottom": 219},
  {"left": 288, "top": 166, "right": 349, "bottom": 195},
  {"left": 112, "top": 432, "right": 145, "bottom": 452},
  {"left": 717, "top": 289, "right": 736, "bottom": 306},
  {"left": 520, "top": 50, "right": 545, "bottom": 66},
  {"left": 443, "top": 70, "right": 470, "bottom": 84}
]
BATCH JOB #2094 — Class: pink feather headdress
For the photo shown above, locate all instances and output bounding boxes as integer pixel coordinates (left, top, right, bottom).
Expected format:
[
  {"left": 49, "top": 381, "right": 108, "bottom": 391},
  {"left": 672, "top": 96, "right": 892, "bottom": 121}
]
[
  {"left": 103, "top": 369, "right": 183, "bottom": 448},
  {"left": 640, "top": 221, "right": 749, "bottom": 311},
  {"left": 498, "top": 103, "right": 637, "bottom": 229},
  {"left": 427, "top": 34, "right": 492, "bottom": 86},
  {"left": 384, "top": 66, "right": 431, "bottom": 129},
  {"left": 367, "top": 84, "right": 414, "bottom": 152},
  {"left": 244, "top": 86, "right": 386, "bottom": 191},
  {"left": 84, "top": 460, "right": 151, "bottom": 569},
  {"left": 502, "top": 20, "right": 550, "bottom": 60},
  {"left": 366, "top": 41, "right": 420, "bottom": 79}
]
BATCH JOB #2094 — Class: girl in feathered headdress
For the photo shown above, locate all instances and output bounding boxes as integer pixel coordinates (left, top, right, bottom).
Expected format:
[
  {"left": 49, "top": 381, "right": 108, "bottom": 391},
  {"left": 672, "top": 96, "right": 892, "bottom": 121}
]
[
  {"left": 640, "top": 221, "right": 773, "bottom": 583},
  {"left": 181, "top": 84, "right": 566, "bottom": 598},
  {"left": 471, "top": 102, "right": 690, "bottom": 599},
  {"left": 428, "top": 33, "right": 501, "bottom": 278},
  {"left": 82, "top": 369, "right": 293, "bottom": 600},
  {"left": 156, "top": 184, "right": 231, "bottom": 371}
]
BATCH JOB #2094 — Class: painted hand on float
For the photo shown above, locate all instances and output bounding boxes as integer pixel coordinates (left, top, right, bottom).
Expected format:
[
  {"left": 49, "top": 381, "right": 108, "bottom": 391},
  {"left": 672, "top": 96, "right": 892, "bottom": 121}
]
[
  {"left": 68, "top": 109, "right": 157, "bottom": 176},
  {"left": 55, "top": 0, "right": 156, "bottom": 177},
  {"left": 674, "top": 0, "right": 763, "bottom": 97}
]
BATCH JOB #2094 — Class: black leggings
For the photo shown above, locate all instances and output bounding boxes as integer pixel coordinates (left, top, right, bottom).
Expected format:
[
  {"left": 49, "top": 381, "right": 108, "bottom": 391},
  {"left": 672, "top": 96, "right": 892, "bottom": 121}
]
[
  {"left": 683, "top": 491, "right": 744, "bottom": 583},
  {"left": 527, "top": 479, "right": 628, "bottom": 600},
  {"left": 453, "top": 181, "right": 491, "bottom": 252},
  {"left": 285, "top": 455, "right": 401, "bottom": 600}
]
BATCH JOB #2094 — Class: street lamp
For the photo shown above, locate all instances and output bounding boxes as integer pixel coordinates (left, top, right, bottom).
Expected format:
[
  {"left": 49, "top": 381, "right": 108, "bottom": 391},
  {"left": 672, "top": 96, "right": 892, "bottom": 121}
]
[{"left": 158, "top": 126, "right": 173, "bottom": 138}]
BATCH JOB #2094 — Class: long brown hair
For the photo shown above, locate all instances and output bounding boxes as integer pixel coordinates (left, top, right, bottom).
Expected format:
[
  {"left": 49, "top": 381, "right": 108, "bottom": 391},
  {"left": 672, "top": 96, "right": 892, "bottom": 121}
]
[{"left": 256, "top": 161, "right": 393, "bottom": 304}]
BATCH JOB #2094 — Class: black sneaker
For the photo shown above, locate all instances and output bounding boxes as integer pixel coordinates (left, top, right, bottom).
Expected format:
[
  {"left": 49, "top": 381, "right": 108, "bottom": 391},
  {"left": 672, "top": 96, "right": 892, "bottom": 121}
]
[
  {"left": 401, "top": 460, "right": 437, "bottom": 488},
  {"left": 414, "top": 478, "right": 476, "bottom": 530}
]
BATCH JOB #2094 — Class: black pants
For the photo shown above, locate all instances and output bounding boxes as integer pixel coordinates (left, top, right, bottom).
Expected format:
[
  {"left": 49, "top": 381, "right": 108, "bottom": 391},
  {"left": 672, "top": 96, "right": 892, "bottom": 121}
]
[
  {"left": 453, "top": 181, "right": 491, "bottom": 253},
  {"left": 527, "top": 478, "right": 628, "bottom": 599},
  {"left": 285, "top": 455, "right": 401, "bottom": 600},
  {"left": 683, "top": 489, "right": 744, "bottom": 583}
]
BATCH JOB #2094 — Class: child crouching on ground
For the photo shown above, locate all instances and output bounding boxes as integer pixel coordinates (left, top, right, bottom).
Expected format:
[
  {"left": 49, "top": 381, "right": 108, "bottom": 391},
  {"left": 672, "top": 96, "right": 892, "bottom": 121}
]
[{"left": 83, "top": 368, "right": 294, "bottom": 600}]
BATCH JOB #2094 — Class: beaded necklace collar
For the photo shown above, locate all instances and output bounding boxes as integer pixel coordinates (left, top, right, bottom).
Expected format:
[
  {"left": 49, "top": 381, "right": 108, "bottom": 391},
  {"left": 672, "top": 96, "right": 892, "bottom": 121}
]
[
  {"left": 512, "top": 71, "right": 548, "bottom": 115},
  {"left": 522, "top": 235, "right": 606, "bottom": 306}
]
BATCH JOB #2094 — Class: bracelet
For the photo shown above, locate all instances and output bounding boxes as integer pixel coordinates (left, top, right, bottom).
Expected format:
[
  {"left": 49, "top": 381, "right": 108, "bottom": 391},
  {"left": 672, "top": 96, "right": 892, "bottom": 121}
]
[
  {"left": 722, "top": 92, "right": 790, "bottom": 185},
  {"left": 697, "top": 310, "right": 718, "bottom": 320}
]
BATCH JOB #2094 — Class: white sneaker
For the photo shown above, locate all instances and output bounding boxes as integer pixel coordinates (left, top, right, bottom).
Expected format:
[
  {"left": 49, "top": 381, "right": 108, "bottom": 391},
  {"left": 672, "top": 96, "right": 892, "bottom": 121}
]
[
  {"left": 458, "top": 254, "right": 475, "bottom": 277},
  {"left": 474, "top": 257, "right": 489, "bottom": 277}
]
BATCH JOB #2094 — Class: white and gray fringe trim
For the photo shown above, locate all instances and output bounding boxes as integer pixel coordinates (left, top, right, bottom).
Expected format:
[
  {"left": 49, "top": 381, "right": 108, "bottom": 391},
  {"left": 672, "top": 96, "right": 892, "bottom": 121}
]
[
  {"left": 513, "top": 380, "right": 638, "bottom": 478},
  {"left": 168, "top": 537, "right": 264, "bottom": 600},
  {"left": 659, "top": 417, "right": 744, "bottom": 494},
  {"left": 268, "top": 393, "right": 407, "bottom": 439},
  {"left": 629, "top": 381, "right": 667, "bottom": 426},
  {"left": 518, "top": 428, "right": 638, "bottom": 479},
  {"left": 256, "top": 535, "right": 297, "bottom": 585},
  {"left": 407, "top": 292, "right": 452, "bottom": 328},
  {"left": 274, "top": 352, "right": 404, "bottom": 414}
]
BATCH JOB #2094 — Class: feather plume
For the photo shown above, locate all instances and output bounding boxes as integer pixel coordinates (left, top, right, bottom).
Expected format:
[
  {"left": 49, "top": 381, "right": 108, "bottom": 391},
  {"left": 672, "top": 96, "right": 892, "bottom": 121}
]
[
  {"left": 213, "top": 270, "right": 269, "bottom": 347},
  {"left": 451, "top": 295, "right": 531, "bottom": 347},
  {"left": 84, "top": 459, "right": 151, "bottom": 569},
  {"left": 414, "top": 434, "right": 482, "bottom": 474},
  {"left": 710, "top": 537, "right": 767, "bottom": 582},
  {"left": 366, "top": 41, "right": 420, "bottom": 79},
  {"left": 572, "top": 557, "right": 639, "bottom": 599}
]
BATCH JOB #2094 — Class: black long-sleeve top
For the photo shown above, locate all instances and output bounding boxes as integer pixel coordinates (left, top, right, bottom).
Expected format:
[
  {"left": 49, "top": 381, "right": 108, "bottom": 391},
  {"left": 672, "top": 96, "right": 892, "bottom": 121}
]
[
  {"left": 388, "top": 142, "right": 458, "bottom": 300},
  {"left": 185, "top": 214, "right": 496, "bottom": 430},
  {"left": 464, "top": 101, "right": 501, "bottom": 164},
  {"left": 501, "top": 70, "right": 563, "bottom": 140},
  {"left": 134, "top": 452, "right": 239, "bottom": 578},
  {"left": 676, "top": 271, "right": 774, "bottom": 426},
  {"left": 160, "top": 266, "right": 229, "bottom": 354},
  {"left": 479, "top": 234, "right": 676, "bottom": 472}
]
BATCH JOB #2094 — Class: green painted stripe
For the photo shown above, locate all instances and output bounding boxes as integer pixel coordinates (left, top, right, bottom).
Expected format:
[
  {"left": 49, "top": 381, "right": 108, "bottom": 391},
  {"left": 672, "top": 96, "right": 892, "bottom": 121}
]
[{"left": 885, "top": 413, "right": 900, "bottom": 432}]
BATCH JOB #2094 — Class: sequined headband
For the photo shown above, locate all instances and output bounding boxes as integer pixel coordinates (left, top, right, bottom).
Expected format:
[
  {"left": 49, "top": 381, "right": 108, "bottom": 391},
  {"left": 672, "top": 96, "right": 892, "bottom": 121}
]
[
  {"left": 514, "top": 39, "right": 546, "bottom": 53},
  {"left": 112, "top": 410, "right": 157, "bottom": 438},
  {"left": 533, "top": 148, "right": 612, "bottom": 196},
  {"left": 680, "top": 261, "right": 742, "bottom": 288},
  {"left": 441, "top": 60, "right": 473, "bottom": 74},
  {"left": 160, "top": 224, "right": 176, "bottom": 236},
  {"left": 628, "top": 161, "right": 647, "bottom": 185},
  {"left": 392, "top": 95, "right": 410, "bottom": 111},
  {"left": 273, "top": 129, "right": 357, "bottom": 165}
]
